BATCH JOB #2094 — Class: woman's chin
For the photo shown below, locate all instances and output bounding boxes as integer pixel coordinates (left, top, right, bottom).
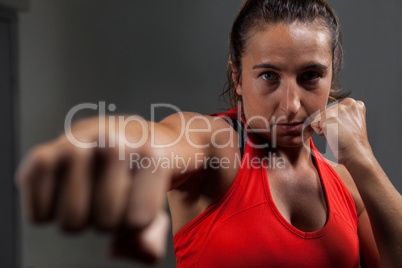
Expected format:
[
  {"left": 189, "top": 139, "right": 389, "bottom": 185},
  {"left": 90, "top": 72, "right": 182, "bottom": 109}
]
[
  {"left": 270, "top": 135, "right": 309, "bottom": 148},
  {"left": 255, "top": 131, "right": 312, "bottom": 149}
]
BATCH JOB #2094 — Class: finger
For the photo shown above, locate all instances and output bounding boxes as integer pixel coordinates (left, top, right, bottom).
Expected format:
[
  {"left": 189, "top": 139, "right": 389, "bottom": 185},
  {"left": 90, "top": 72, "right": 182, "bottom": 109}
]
[
  {"left": 57, "top": 147, "right": 93, "bottom": 232},
  {"left": 356, "top": 100, "right": 366, "bottom": 114},
  {"left": 341, "top": 97, "right": 356, "bottom": 106},
  {"left": 310, "top": 104, "right": 342, "bottom": 136},
  {"left": 310, "top": 120, "right": 324, "bottom": 136},
  {"left": 108, "top": 209, "right": 170, "bottom": 263},
  {"left": 16, "top": 142, "right": 61, "bottom": 222},
  {"left": 308, "top": 112, "right": 325, "bottom": 136},
  {"left": 91, "top": 150, "right": 132, "bottom": 231},
  {"left": 125, "top": 157, "right": 171, "bottom": 230}
]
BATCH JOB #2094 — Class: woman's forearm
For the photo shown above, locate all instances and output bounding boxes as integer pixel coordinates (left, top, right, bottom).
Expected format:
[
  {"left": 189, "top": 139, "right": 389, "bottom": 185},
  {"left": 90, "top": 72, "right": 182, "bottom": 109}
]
[{"left": 344, "top": 154, "right": 402, "bottom": 267}]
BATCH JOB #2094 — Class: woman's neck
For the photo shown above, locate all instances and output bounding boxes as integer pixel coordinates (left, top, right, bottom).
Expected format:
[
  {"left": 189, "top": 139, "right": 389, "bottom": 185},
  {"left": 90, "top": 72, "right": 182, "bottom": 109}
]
[{"left": 268, "top": 139, "right": 313, "bottom": 170}]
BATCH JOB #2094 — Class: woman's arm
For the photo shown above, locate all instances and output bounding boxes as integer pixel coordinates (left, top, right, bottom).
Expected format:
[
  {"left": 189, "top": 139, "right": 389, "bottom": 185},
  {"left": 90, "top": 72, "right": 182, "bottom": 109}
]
[
  {"left": 312, "top": 98, "right": 402, "bottom": 267},
  {"left": 334, "top": 163, "right": 382, "bottom": 268},
  {"left": 344, "top": 152, "right": 402, "bottom": 267},
  {"left": 15, "top": 112, "right": 237, "bottom": 262}
]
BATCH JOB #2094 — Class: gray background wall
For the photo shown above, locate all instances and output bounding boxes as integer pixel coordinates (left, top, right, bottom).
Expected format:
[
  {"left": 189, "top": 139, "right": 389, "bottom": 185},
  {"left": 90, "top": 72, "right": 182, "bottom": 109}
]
[
  {"left": 0, "top": 6, "right": 18, "bottom": 268},
  {"left": 0, "top": 0, "right": 28, "bottom": 10},
  {"left": 17, "top": 0, "right": 402, "bottom": 268}
]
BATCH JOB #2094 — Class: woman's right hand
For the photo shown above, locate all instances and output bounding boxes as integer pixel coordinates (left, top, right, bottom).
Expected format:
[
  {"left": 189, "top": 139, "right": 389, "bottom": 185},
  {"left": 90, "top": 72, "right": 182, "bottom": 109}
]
[{"left": 15, "top": 116, "right": 171, "bottom": 263}]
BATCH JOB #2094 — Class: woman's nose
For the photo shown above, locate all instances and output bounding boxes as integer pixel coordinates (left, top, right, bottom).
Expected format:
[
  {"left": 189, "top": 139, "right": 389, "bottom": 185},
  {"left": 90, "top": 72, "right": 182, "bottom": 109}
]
[{"left": 279, "top": 80, "right": 301, "bottom": 117}]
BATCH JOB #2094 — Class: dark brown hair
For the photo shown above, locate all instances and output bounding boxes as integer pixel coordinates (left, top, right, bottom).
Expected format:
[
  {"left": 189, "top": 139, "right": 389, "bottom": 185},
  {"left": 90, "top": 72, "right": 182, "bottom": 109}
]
[{"left": 222, "top": 0, "right": 349, "bottom": 107}]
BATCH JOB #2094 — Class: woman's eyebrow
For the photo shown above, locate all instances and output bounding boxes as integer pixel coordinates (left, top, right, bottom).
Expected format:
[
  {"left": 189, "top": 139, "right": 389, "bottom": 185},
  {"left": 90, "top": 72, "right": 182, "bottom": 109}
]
[
  {"left": 302, "top": 63, "right": 328, "bottom": 70},
  {"left": 252, "top": 63, "right": 281, "bottom": 70},
  {"left": 252, "top": 63, "right": 328, "bottom": 71}
]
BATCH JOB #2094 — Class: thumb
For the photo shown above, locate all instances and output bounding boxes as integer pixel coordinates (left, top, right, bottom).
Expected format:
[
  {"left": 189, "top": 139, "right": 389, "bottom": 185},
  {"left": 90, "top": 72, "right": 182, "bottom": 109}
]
[
  {"left": 308, "top": 112, "right": 325, "bottom": 136},
  {"left": 311, "top": 121, "right": 324, "bottom": 136},
  {"left": 108, "top": 210, "right": 170, "bottom": 263}
]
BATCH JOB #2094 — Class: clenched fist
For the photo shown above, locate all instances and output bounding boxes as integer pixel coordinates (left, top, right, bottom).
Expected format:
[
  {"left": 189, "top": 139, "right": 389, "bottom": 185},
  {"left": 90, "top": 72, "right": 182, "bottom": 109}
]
[
  {"left": 15, "top": 117, "right": 171, "bottom": 263},
  {"left": 310, "top": 98, "right": 373, "bottom": 166}
]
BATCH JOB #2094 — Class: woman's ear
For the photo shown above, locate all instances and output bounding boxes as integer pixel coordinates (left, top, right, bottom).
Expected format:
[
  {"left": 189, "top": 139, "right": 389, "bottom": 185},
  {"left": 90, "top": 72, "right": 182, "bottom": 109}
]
[
  {"left": 234, "top": 73, "right": 242, "bottom": 96},
  {"left": 230, "top": 61, "right": 242, "bottom": 96}
]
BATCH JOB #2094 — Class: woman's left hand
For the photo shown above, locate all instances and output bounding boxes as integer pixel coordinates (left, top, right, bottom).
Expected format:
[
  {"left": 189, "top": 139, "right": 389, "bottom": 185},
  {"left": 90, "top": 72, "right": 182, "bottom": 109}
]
[
  {"left": 312, "top": 98, "right": 402, "bottom": 268},
  {"left": 310, "top": 98, "right": 373, "bottom": 166}
]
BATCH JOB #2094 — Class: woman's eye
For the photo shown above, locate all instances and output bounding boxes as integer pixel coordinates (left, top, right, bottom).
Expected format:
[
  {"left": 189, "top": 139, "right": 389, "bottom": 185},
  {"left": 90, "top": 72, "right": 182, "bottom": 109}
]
[
  {"left": 302, "top": 71, "right": 321, "bottom": 81},
  {"left": 262, "top": 72, "right": 279, "bottom": 81}
]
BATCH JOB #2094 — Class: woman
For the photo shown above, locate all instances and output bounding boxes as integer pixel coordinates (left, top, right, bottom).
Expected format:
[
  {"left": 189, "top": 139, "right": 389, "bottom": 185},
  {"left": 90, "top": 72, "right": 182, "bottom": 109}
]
[{"left": 17, "top": 0, "right": 402, "bottom": 267}]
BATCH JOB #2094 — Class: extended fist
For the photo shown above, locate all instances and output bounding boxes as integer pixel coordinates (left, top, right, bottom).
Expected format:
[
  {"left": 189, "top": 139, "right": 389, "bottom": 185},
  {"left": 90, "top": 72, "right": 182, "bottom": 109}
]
[{"left": 15, "top": 117, "right": 171, "bottom": 262}]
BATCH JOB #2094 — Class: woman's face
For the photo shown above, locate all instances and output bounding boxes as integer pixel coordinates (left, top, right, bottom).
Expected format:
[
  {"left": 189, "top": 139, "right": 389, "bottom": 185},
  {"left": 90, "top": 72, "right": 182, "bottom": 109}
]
[{"left": 236, "top": 22, "right": 333, "bottom": 148}]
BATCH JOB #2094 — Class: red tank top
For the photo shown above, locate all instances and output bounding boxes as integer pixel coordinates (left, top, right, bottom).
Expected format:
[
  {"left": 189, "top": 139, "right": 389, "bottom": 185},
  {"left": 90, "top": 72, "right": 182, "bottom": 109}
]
[{"left": 173, "top": 106, "right": 360, "bottom": 268}]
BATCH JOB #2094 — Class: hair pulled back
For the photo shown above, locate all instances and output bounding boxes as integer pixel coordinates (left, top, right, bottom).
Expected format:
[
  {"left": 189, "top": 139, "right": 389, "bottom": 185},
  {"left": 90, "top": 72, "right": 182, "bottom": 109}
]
[{"left": 223, "top": 0, "right": 348, "bottom": 107}]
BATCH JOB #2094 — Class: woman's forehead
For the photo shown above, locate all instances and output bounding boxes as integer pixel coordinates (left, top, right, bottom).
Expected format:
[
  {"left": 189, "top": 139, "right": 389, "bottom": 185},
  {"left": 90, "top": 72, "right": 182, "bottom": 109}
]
[{"left": 243, "top": 22, "right": 332, "bottom": 66}]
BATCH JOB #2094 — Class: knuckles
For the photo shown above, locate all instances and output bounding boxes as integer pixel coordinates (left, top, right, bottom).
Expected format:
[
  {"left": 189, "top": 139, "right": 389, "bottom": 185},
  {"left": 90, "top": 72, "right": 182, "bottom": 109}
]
[
  {"left": 331, "top": 98, "right": 366, "bottom": 118},
  {"left": 17, "top": 144, "right": 56, "bottom": 189},
  {"left": 17, "top": 117, "right": 168, "bottom": 261},
  {"left": 340, "top": 98, "right": 365, "bottom": 110},
  {"left": 16, "top": 134, "right": 157, "bottom": 231},
  {"left": 310, "top": 98, "right": 367, "bottom": 135}
]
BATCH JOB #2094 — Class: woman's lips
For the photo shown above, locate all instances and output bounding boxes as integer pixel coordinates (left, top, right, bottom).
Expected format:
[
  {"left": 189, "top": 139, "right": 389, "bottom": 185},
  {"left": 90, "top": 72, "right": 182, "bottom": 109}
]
[{"left": 275, "top": 122, "right": 304, "bottom": 132}]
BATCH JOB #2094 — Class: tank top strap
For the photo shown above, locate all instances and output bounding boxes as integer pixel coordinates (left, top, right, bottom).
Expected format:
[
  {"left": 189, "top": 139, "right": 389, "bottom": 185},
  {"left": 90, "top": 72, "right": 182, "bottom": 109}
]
[{"left": 310, "top": 138, "right": 358, "bottom": 232}]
